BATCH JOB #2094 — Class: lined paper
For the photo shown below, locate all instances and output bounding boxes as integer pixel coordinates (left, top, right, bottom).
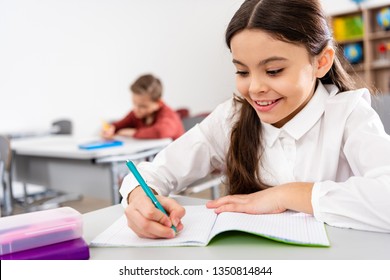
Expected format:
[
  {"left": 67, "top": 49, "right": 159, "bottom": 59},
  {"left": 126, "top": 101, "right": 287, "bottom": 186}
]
[
  {"left": 211, "top": 211, "right": 330, "bottom": 246},
  {"left": 90, "top": 205, "right": 329, "bottom": 247},
  {"left": 91, "top": 206, "right": 217, "bottom": 247}
]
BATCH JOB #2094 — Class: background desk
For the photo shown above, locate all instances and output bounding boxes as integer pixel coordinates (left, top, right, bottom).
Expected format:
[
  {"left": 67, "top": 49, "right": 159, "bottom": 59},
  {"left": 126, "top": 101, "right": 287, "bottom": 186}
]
[
  {"left": 83, "top": 196, "right": 390, "bottom": 260},
  {"left": 11, "top": 136, "right": 171, "bottom": 204}
]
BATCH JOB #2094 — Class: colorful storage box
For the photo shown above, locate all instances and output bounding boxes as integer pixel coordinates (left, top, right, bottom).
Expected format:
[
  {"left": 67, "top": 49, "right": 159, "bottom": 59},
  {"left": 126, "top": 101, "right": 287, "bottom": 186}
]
[{"left": 0, "top": 238, "right": 89, "bottom": 260}]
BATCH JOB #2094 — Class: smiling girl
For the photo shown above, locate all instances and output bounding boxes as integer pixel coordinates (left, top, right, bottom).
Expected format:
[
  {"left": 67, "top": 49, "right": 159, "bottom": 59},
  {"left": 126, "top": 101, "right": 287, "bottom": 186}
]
[{"left": 119, "top": 0, "right": 390, "bottom": 239}]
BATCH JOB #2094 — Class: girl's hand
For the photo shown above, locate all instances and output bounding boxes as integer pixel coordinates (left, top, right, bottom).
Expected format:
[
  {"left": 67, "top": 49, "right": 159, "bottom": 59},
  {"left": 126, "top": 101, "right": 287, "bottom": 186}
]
[
  {"left": 124, "top": 187, "right": 185, "bottom": 239},
  {"left": 206, "top": 183, "right": 313, "bottom": 215},
  {"left": 206, "top": 186, "right": 286, "bottom": 215}
]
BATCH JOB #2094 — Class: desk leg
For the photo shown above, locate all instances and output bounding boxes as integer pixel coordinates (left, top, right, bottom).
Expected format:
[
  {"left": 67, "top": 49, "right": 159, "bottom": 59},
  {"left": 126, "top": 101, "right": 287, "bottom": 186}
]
[
  {"left": 1, "top": 169, "right": 14, "bottom": 216},
  {"left": 109, "top": 162, "right": 121, "bottom": 205},
  {"left": 211, "top": 185, "right": 220, "bottom": 200}
]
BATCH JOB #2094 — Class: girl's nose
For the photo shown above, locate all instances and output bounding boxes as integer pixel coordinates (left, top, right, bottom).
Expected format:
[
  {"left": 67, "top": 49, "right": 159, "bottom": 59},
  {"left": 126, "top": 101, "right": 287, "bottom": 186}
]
[{"left": 249, "top": 76, "right": 268, "bottom": 95}]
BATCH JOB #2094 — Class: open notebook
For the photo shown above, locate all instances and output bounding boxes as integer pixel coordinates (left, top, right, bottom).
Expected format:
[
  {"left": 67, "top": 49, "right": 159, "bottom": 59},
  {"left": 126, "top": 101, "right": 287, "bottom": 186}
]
[{"left": 90, "top": 205, "right": 330, "bottom": 247}]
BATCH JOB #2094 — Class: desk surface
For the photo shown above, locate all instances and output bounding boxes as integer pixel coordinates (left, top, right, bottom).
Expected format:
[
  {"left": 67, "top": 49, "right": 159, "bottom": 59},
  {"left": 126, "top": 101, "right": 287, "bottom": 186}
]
[
  {"left": 83, "top": 196, "right": 390, "bottom": 260},
  {"left": 11, "top": 135, "right": 171, "bottom": 160}
]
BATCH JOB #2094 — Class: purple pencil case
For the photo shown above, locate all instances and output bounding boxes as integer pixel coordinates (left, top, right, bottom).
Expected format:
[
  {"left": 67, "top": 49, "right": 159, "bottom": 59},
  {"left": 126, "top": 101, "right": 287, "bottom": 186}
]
[
  {"left": 0, "top": 238, "right": 90, "bottom": 260},
  {"left": 0, "top": 207, "right": 83, "bottom": 255}
]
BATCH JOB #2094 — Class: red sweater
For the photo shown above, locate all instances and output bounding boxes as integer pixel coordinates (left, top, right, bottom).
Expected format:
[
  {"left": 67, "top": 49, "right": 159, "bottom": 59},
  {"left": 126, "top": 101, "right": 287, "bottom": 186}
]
[{"left": 112, "top": 102, "right": 185, "bottom": 140}]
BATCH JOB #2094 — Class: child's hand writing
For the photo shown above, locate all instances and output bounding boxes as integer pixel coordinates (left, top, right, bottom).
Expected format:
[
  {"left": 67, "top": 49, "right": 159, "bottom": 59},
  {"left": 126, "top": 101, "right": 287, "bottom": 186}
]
[
  {"left": 124, "top": 186, "right": 185, "bottom": 239},
  {"left": 101, "top": 124, "right": 115, "bottom": 139}
]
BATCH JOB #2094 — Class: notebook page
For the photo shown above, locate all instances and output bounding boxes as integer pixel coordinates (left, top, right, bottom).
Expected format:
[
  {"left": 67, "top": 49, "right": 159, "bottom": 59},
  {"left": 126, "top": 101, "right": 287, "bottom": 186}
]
[
  {"left": 209, "top": 210, "right": 329, "bottom": 246},
  {"left": 90, "top": 205, "right": 217, "bottom": 247}
]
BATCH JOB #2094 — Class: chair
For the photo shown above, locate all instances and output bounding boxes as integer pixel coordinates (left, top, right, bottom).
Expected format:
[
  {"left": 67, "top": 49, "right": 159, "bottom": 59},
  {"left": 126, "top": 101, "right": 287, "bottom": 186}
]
[
  {"left": 0, "top": 135, "right": 13, "bottom": 216},
  {"left": 10, "top": 119, "right": 81, "bottom": 213},
  {"left": 0, "top": 137, "right": 44, "bottom": 215},
  {"left": 96, "top": 146, "right": 169, "bottom": 204},
  {"left": 30, "top": 119, "right": 82, "bottom": 210},
  {"left": 372, "top": 94, "right": 390, "bottom": 134},
  {"left": 180, "top": 173, "right": 224, "bottom": 199},
  {"left": 175, "top": 108, "right": 190, "bottom": 119},
  {"left": 179, "top": 114, "right": 224, "bottom": 199},
  {"left": 181, "top": 115, "right": 209, "bottom": 132},
  {"left": 0, "top": 161, "right": 4, "bottom": 216},
  {"left": 50, "top": 119, "right": 73, "bottom": 135}
]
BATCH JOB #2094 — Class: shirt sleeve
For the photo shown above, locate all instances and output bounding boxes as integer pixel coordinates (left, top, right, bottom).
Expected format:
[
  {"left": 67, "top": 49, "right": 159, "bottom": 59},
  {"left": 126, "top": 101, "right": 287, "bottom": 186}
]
[
  {"left": 112, "top": 111, "right": 137, "bottom": 131},
  {"left": 120, "top": 99, "right": 234, "bottom": 208},
  {"left": 133, "top": 109, "right": 183, "bottom": 139},
  {"left": 312, "top": 97, "right": 390, "bottom": 232}
]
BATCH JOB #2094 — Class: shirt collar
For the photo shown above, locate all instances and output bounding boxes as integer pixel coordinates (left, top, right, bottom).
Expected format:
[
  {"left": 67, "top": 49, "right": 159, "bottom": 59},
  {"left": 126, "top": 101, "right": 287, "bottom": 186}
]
[{"left": 262, "top": 81, "right": 339, "bottom": 147}]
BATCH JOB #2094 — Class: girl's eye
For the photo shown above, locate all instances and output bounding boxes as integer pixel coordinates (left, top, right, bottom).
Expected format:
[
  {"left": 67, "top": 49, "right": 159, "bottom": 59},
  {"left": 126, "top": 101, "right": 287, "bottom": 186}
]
[
  {"left": 235, "top": 70, "right": 249, "bottom": 77},
  {"left": 266, "top": 69, "right": 283, "bottom": 76}
]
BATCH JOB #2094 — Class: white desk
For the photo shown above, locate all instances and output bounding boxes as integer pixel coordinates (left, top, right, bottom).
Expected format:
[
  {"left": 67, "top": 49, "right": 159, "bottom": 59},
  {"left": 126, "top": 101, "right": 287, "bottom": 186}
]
[
  {"left": 11, "top": 135, "right": 171, "bottom": 160},
  {"left": 10, "top": 136, "right": 171, "bottom": 207},
  {"left": 83, "top": 196, "right": 390, "bottom": 260}
]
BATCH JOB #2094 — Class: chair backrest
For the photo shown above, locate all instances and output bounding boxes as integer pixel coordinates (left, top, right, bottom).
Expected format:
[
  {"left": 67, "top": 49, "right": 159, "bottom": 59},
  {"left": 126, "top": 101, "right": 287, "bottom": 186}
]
[
  {"left": 181, "top": 115, "right": 208, "bottom": 132},
  {"left": 0, "top": 135, "right": 13, "bottom": 216},
  {"left": 0, "top": 135, "right": 11, "bottom": 172},
  {"left": 51, "top": 119, "right": 73, "bottom": 135},
  {"left": 372, "top": 94, "right": 390, "bottom": 134},
  {"left": 176, "top": 108, "right": 190, "bottom": 119},
  {"left": 0, "top": 160, "right": 4, "bottom": 182}
]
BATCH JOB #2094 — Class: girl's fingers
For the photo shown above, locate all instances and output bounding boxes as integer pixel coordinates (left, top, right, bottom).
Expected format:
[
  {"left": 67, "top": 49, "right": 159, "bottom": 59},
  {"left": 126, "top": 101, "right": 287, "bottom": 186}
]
[
  {"left": 175, "top": 221, "right": 184, "bottom": 232},
  {"left": 213, "top": 203, "right": 248, "bottom": 214},
  {"left": 125, "top": 193, "right": 184, "bottom": 238},
  {"left": 159, "top": 196, "right": 186, "bottom": 228},
  {"left": 206, "top": 194, "right": 247, "bottom": 208},
  {"left": 126, "top": 206, "right": 176, "bottom": 239},
  {"left": 127, "top": 209, "right": 160, "bottom": 239},
  {"left": 134, "top": 197, "right": 173, "bottom": 228}
]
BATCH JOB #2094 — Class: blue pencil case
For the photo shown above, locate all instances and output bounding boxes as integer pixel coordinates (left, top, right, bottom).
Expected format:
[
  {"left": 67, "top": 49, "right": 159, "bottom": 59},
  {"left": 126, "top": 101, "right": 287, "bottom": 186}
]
[{"left": 78, "top": 140, "right": 123, "bottom": 150}]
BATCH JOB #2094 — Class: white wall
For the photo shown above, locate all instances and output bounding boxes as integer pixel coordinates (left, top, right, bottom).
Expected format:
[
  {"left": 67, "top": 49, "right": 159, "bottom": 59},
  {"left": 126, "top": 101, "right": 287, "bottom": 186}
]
[
  {"left": 0, "top": 0, "right": 242, "bottom": 136},
  {"left": 1, "top": 0, "right": 390, "bottom": 137}
]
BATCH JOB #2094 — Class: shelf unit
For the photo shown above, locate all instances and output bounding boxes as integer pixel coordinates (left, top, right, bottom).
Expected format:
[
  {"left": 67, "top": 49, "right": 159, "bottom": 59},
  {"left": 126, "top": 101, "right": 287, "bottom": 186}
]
[{"left": 330, "top": 4, "right": 390, "bottom": 94}]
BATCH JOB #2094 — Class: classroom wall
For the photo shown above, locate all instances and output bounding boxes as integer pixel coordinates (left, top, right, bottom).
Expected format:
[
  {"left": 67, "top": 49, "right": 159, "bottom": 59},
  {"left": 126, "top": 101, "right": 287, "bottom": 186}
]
[
  {"left": 1, "top": 0, "right": 389, "bottom": 137},
  {"left": 0, "top": 0, "right": 241, "bottom": 137}
]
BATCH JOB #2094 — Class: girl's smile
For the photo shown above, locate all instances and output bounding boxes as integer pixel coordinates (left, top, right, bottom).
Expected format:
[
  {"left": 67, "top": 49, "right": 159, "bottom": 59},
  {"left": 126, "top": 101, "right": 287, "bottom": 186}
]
[
  {"left": 253, "top": 98, "right": 283, "bottom": 112},
  {"left": 231, "top": 29, "right": 320, "bottom": 128}
]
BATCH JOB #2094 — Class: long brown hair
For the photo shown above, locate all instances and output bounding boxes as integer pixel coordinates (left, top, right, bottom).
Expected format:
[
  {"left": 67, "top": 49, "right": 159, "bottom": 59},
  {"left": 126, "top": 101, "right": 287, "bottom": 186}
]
[{"left": 225, "top": 0, "right": 356, "bottom": 195}]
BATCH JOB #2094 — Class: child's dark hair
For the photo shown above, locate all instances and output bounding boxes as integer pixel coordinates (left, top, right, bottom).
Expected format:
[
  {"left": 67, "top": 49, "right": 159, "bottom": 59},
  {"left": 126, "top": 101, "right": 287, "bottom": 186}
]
[
  {"left": 130, "top": 74, "right": 163, "bottom": 101},
  {"left": 225, "top": 0, "right": 355, "bottom": 195}
]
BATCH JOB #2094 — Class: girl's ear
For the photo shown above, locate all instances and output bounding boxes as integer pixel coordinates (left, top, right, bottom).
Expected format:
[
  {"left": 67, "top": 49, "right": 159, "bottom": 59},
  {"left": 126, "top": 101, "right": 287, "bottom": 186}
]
[{"left": 315, "top": 46, "right": 335, "bottom": 78}]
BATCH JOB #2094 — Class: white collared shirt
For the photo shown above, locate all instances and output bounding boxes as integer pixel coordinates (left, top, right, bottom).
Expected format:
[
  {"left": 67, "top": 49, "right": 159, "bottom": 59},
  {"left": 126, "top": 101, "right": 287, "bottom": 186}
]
[{"left": 120, "top": 82, "right": 390, "bottom": 232}]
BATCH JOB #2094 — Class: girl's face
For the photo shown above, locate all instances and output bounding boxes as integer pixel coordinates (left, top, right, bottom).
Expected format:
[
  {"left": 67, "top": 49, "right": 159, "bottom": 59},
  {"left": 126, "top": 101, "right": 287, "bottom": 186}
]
[{"left": 231, "top": 29, "right": 319, "bottom": 128}]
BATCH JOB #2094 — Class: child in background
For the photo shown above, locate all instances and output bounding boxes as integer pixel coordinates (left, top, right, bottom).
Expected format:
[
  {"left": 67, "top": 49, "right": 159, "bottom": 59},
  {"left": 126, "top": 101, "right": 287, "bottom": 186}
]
[
  {"left": 120, "top": 0, "right": 390, "bottom": 239},
  {"left": 101, "top": 74, "right": 184, "bottom": 140}
]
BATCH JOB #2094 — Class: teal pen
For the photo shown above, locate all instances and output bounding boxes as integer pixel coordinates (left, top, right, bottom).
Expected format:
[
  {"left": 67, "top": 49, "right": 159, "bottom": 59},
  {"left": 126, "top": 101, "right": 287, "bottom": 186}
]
[{"left": 125, "top": 160, "right": 177, "bottom": 233}]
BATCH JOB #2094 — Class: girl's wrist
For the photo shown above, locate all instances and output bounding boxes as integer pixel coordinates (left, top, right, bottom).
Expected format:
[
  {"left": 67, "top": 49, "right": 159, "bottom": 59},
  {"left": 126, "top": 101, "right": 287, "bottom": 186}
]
[
  {"left": 127, "top": 186, "right": 142, "bottom": 204},
  {"left": 277, "top": 182, "right": 314, "bottom": 214},
  {"left": 127, "top": 185, "right": 159, "bottom": 204}
]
